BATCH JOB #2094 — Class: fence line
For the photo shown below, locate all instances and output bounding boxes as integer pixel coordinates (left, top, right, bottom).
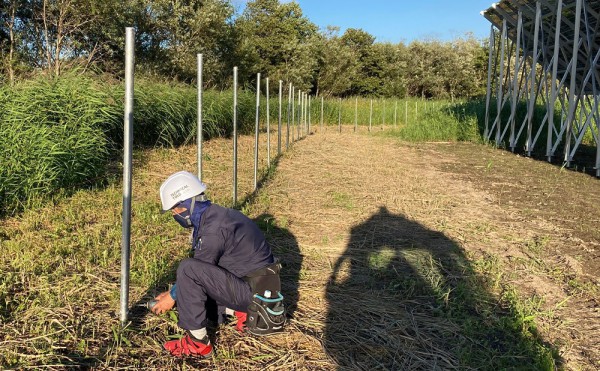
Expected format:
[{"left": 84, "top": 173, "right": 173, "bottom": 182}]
[{"left": 114, "top": 28, "right": 467, "bottom": 325}]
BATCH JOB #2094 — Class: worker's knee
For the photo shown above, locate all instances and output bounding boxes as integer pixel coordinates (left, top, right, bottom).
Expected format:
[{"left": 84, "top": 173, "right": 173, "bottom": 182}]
[{"left": 177, "top": 258, "right": 209, "bottom": 280}]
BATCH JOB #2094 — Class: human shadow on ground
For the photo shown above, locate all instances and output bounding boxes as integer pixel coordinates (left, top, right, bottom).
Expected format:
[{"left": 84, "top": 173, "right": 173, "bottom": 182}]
[{"left": 324, "top": 206, "right": 559, "bottom": 370}]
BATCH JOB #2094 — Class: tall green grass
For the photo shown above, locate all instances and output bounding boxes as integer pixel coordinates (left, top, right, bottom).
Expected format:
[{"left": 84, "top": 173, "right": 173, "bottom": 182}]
[
  {"left": 133, "top": 81, "right": 256, "bottom": 146},
  {"left": 0, "top": 76, "right": 113, "bottom": 214},
  {"left": 395, "top": 106, "right": 482, "bottom": 142},
  {"left": 0, "top": 74, "right": 257, "bottom": 216},
  {"left": 303, "top": 97, "right": 455, "bottom": 129}
]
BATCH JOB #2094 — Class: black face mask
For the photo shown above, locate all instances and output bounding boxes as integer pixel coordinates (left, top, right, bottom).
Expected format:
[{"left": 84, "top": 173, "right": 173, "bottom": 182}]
[{"left": 172, "top": 208, "right": 193, "bottom": 228}]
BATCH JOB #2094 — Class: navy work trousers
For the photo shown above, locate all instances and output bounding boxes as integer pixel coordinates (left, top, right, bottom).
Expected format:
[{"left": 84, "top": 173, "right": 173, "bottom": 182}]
[{"left": 176, "top": 258, "right": 253, "bottom": 330}]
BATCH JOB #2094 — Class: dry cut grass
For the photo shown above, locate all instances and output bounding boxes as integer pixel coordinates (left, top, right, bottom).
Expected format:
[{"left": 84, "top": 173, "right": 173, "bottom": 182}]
[{"left": 1, "top": 126, "right": 598, "bottom": 370}]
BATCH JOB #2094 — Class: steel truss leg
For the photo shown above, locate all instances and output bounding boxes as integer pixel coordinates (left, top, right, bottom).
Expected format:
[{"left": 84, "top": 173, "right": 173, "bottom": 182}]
[
  {"left": 564, "top": 0, "right": 583, "bottom": 166},
  {"left": 509, "top": 10, "right": 523, "bottom": 151},
  {"left": 484, "top": 25, "right": 495, "bottom": 140},
  {"left": 494, "top": 19, "right": 508, "bottom": 145},
  {"left": 547, "top": 0, "right": 563, "bottom": 161}
]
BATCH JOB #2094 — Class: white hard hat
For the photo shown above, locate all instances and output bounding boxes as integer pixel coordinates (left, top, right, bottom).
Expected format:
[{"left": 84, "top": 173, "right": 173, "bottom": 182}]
[{"left": 159, "top": 171, "right": 207, "bottom": 212}]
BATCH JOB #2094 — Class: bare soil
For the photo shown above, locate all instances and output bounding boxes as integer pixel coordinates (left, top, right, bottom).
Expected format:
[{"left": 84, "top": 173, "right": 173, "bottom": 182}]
[{"left": 246, "top": 128, "right": 600, "bottom": 370}]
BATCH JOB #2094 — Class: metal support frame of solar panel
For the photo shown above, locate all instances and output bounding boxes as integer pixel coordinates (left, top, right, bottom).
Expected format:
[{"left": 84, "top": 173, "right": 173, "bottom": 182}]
[{"left": 481, "top": 0, "right": 600, "bottom": 176}]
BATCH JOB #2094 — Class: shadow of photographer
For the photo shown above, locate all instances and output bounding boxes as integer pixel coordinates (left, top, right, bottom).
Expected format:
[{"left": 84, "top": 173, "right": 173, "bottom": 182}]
[{"left": 324, "top": 206, "right": 559, "bottom": 370}]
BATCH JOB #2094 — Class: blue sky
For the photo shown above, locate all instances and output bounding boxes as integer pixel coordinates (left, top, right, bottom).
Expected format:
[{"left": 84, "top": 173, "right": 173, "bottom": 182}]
[{"left": 233, "top": 1, "right": 495, "bottom": 43}]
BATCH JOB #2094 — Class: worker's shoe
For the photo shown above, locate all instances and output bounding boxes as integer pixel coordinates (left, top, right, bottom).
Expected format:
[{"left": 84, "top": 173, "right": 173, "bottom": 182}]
[
  {"left": 234, "top": 311, "right": 247, "bottom": 333},
  {"left": 163, "top": 333, "right": 212, "bottom": 357}
]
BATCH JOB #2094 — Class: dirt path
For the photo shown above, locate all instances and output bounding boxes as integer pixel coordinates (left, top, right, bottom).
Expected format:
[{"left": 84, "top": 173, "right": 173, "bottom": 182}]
[{"left": 246, "top": 129, "right": 599, "bottom": 370}]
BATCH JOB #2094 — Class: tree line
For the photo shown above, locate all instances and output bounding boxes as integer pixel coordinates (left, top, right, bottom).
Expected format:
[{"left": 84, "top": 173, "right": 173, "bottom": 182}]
[{"left": 0, "top": 0, "right": 489, "bottom": 99}]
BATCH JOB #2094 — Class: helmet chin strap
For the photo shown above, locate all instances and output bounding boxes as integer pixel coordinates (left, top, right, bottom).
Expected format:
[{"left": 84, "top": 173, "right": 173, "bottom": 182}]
[
  {"left": 185, "top": 194, "right": 207, "bottom": 228},
  {"left": 188, "top": 196, "right": 196, "bottom": 227}
]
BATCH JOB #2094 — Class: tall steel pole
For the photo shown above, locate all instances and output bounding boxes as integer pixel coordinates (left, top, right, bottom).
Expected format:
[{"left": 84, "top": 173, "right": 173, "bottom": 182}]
[
  {"left": 354, "top": 97, "right": 358, "bottom": 132},
  {"left": 297, "top": 90, "right": 301, "bottom": 139},
  {"left": 278, "top": 80, "right": 282, "bottom": 155},
  {"left": 197, "top": 54, "right": 203, "bottom": 179},
  {"left": 287, "top": 83, "right": 291, "bottom": 149},
  {"left": 308, "top": 94, "right": 311, "bottom": 134},
  {"left": 369, "top": 99, "right": 373, "bottom": 132},
  {"left": 120, "top": 27, "right": 135, "bottom": 326},
  {"left": 415, "top": 101, "right": 418, "bottom": 123},
  {"left": 382, "top": 100, "right": 385, "bottom": 129},
  {"left": 338, "top": 98, "right": 342, "bottom": 133},
  {"left": 254, "top": 73, "right": 260, "bottom": 191},
  {"left": 320, "top": 96, "right": 324, "bottom": 131},
  {"left": 233, "top": 67, "right": 238, "bottom": 206},
  {"left": 266, "top": 77, "right": 270, "bottom": 165},
  {"left": 291, "top": 87, "right": 295, "bottom": 142}
]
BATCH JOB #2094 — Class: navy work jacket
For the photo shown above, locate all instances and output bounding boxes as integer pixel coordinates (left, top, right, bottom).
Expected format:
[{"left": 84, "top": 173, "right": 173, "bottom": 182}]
[{"left": 193, "top": 204, "right": 274, "bottom": 278}]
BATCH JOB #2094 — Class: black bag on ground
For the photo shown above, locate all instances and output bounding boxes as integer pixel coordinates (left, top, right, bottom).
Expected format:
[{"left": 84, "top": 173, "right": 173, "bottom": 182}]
[{"left": 243, "top": 259, "right": 286, "bottom": 335}]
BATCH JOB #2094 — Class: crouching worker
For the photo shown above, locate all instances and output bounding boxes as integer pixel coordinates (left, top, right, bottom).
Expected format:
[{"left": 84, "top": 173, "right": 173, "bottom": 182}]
[{"left": 152, "top": 171, "right": 285, "bottom": 357}]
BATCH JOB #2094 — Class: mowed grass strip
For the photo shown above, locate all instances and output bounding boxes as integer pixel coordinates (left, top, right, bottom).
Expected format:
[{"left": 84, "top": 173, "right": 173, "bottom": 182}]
[
  {"left": 2, "top": 128, "right": 593, "bottom": 369},
  {"left": 0, "top": 131, "right": 308, "bottom": 369}
]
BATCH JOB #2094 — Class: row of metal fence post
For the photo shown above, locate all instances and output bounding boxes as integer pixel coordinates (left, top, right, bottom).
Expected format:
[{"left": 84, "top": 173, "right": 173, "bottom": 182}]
[{"left": 120, "top": 27, "right": 443, "bottom": 324}]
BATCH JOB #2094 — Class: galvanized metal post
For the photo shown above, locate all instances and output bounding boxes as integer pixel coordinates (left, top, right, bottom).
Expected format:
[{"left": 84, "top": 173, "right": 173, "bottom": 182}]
[
  {"left": 338, "top": 98, "right": 342, "bottom": 132},
  {"left": 304, "top": 93, "right": 307, "bottom": 135},
  {"left": 120, "top": 27, "right": 135, "bottom": 326},
  {"left": 297, "top": 90, "right": 301, "bottom": 139},
  {"left": 308, "top": 94, "right": 311, "bottom": 133},
  {"left": 548, "top": 0, "right": 563, "bottom": 161},
  {"left": 302, "top": 92, "right": 305, "bottom": 137},
  {"left": 266, "top": 77, "right": 270, "bottom": 165},
  {"left": 415, "top": 101, "right": 418, "bottom": 122},
  {"left": 354, "top": 97, "right": 358, "bottom": 132},
  {"left": 197, "top": 54, "right": 203, "bottom": 179},
  {"left": 382, "top": 100, "right": 385, "bottom": 129},
  {"left": 233, "top": 67, "right": 238, "bottom": 206},
  {"left": 300, "top": 92, "right": 304, "bottom": 138},
  {"left": 254, "top": 73, "right": 260, "bottom": 191},
  {"left": 298, "top": 92, "right": 306, "bottom": 138},
  {"left": 291, "top": 87, "right": 295, "bottom": 142},
  {"left": 369, "top": 99, "right": 373, "bottom": 132},
  {"left": 287, "top": 83, "right": 291, "bottom": 149},
  {"left": 320, "top": 96, "right": 324, "bottom": 131},
  {"left": 278, "top": 80, "right": 282, "bottom": 155}
]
